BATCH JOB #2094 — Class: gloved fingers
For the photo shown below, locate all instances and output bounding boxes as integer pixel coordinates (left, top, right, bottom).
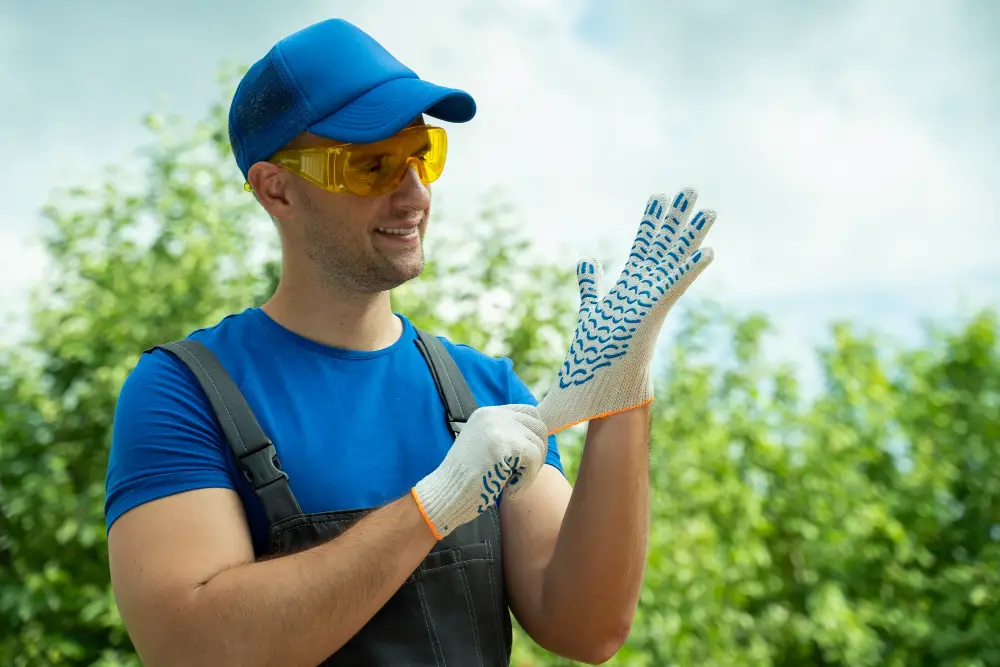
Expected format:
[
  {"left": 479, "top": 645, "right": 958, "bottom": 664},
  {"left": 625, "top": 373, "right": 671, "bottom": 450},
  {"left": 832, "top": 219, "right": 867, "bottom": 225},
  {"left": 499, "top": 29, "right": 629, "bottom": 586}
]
[
  {"left": 652, "top": 208, "right": 715, "bottom": 275},
  {"left": 502, "top": 436, "right": 545, "bottom": 500},
  {"left": 504, "top": 455, "right": 525, "bottom": 498},
  {"left": 478, "top": 404, "right": 547, "bottom": 501},
  {"left": 652, "top": 246, "right": 715, "bottom": 306},
  {"left": 665, "top": 188, "right": 698, "bottom": 227},
  {"left": 654, "top": 189, "right": 698, "bottom": 250},
  {"left": 683, "top": 209, "right": 717, "bottom": 255},
  {"left": 642, "top": 188, "right": 702, "bottom": 273},
  {"left": 500, "top": 403, "right": 549, "bottom": 442},
  {"left": 624, "top": 195, "right": 663, "bottom": 269}
]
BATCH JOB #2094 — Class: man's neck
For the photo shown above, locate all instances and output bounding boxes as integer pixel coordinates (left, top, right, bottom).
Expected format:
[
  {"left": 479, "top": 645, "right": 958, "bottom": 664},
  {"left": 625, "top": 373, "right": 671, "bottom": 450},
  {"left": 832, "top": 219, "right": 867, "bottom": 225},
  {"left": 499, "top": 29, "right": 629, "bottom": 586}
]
[{"left": 260, "top": 278, "right": 403, "bottom": 352}]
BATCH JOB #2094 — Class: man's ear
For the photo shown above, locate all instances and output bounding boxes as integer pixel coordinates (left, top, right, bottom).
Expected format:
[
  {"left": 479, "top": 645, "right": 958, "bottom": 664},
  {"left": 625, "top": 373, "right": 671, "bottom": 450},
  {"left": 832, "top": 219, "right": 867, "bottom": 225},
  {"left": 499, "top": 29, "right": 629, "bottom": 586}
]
[{"left": 248, "top": 161, "right": 297, "bottom": 221}]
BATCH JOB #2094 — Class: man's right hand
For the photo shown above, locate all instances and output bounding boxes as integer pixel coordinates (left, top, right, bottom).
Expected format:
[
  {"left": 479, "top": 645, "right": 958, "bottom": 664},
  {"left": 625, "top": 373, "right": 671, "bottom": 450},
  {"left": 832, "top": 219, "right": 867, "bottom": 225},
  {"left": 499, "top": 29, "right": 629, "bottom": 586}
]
[{"left": 412, "top": 404, "right": 548, "bottom": 539}]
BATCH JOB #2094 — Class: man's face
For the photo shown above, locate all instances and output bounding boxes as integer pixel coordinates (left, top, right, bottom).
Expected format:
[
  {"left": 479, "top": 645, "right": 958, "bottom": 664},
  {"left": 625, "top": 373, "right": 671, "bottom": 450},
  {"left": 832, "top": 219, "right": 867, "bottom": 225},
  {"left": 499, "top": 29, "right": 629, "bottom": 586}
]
[{"left": 281, "top": 122, "right": 433, "bottom": 294}]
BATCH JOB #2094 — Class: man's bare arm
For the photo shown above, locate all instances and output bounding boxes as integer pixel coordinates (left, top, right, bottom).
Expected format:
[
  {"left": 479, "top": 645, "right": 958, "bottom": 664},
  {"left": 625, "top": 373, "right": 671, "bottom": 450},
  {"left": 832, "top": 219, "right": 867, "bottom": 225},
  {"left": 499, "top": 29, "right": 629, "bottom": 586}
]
[
  {"left": 108, "top": 487, "right": 436, "bottom": 667},
  {"left": 501, "top": 405, "right": 651, "bottom": 664}
]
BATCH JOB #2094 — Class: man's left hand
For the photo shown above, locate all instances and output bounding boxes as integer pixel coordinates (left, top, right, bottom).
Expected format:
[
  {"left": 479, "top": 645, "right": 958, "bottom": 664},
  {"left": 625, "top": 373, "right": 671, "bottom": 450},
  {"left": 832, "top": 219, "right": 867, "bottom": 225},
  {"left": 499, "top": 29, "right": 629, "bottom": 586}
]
[{"left": 537, "top": 187, "right": 717, "bottom": 435}]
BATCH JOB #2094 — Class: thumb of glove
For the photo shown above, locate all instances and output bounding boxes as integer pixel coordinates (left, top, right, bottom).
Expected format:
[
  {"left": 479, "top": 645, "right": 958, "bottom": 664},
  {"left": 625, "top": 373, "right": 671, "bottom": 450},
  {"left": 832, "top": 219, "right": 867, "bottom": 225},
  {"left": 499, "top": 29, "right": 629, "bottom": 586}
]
[{"left": 575, "top": 259, "right": 604, "bottom": 316}]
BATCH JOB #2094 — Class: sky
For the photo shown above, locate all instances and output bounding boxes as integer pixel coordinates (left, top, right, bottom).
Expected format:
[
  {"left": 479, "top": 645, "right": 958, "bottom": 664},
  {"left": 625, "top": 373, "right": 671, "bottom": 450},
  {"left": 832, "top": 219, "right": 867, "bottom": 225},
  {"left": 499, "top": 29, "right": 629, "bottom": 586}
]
[{"left": 2, "top": 0, "right": 998, "bottom": 389}]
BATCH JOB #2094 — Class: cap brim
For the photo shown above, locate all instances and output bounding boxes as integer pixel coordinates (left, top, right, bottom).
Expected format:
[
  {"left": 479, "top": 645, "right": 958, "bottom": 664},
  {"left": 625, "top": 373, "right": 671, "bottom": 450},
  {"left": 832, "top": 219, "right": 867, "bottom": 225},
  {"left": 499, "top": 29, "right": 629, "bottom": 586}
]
[{"left": 307, "top": 77, "right": 476, "bottom": 144}]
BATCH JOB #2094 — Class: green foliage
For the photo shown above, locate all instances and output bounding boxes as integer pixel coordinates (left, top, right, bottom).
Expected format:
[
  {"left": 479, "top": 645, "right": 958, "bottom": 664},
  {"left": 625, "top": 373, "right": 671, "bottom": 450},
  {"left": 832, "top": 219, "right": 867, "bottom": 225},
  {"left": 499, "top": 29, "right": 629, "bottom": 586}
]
[
  {"left": 0, "top": 81, "right": 269, "bottom": 667},
  {"left": 1, "top": 76, "right": 998, "bottom": 667},
  {"left": 591, "top": 306, "right": 1000, "bottom": 667}
]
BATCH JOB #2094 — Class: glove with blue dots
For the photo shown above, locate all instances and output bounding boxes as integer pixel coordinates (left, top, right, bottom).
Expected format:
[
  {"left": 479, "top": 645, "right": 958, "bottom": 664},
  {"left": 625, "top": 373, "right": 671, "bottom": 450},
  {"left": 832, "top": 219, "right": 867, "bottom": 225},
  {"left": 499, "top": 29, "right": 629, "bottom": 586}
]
[
  {"left": 537, "top": 188, "right": 716, "bottom": 435},
  {"left": 412, "top": 404, "right": 547, "bottom": 539}
]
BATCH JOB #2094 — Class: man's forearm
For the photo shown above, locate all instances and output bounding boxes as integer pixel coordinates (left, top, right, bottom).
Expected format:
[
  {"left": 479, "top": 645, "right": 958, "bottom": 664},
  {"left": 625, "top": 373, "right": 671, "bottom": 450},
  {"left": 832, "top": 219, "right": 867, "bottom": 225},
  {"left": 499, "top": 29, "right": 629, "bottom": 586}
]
[
  {"left": 179, "top": 493, "right": 436, "bottom": 667},
  {"left": 541, "top": 405, "right": 651, "bottom": 652}
]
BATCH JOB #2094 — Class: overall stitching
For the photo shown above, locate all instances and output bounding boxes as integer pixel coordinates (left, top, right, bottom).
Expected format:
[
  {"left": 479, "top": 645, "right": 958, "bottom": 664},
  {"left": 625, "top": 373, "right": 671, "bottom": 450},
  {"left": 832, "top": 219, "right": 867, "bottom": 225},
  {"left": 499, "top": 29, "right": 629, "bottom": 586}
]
[
  {"left": 426, "top": 342, "right": 467, "bottom": 420},
  {"left": 457, "top": 557, "right": 485, "bottom": 667},
  {"left": 486, "top": 509, "right": 508, "bottom": 665},
  {"left": 177, "top": 346, "right": 249, "bottom": 455},
  {"left": 415, "top": 577, "right": 445, "bottom": 667}
]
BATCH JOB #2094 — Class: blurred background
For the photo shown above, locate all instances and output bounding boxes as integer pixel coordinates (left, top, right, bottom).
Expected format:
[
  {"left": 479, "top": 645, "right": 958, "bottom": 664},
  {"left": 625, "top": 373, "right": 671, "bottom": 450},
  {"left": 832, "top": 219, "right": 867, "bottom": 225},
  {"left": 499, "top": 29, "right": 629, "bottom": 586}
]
[{"left": 1, "top": 1, "right": 998, "bottom": 665}]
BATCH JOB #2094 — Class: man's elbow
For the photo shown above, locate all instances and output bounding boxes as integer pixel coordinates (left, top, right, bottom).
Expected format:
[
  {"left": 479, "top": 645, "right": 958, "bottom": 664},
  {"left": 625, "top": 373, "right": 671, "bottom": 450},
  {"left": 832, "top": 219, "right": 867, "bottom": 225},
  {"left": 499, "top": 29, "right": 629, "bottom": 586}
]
[
  {"left": 546, "top": 619, "right": 632, "bottom": 665},
  {"left": 580, "top": 624, "right": 632, "bottom": 664}
]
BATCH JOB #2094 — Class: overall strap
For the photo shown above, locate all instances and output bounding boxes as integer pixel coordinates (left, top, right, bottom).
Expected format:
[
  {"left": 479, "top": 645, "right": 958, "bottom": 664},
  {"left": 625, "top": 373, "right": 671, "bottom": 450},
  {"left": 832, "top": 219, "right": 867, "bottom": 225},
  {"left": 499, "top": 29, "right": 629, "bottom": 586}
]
[
  {"left": 147, "top": 340, "right": 304, "bottom": 525},
  {"left": 413, "top": 328, "right": 479, "bottom": 436},
  {"left": 146, "top": 329, "right": 478, "bottom": 527}
]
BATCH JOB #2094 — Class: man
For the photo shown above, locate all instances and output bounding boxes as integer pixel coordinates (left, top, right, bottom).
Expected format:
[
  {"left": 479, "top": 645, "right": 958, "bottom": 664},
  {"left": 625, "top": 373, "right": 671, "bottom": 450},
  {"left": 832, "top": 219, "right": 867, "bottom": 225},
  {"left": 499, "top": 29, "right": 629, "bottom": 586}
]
[{"left": 105, "top": 17, "right": 716, "bottom": 667}]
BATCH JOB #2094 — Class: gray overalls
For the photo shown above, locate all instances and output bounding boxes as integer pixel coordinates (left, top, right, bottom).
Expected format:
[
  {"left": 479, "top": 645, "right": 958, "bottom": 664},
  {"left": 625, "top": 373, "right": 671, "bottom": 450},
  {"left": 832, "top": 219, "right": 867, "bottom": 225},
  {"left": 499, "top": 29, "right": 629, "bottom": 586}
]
[{"left": 149, "top": 328, "right": 513, "bottom": 665}]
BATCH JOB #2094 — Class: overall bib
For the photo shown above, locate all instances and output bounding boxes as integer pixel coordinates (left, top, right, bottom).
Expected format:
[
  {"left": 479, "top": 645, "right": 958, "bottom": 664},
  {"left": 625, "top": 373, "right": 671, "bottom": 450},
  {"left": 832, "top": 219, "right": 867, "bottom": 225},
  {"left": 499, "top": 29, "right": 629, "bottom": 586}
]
[{"left": 149, "top": 328, "right": 513, "bottom": 666}]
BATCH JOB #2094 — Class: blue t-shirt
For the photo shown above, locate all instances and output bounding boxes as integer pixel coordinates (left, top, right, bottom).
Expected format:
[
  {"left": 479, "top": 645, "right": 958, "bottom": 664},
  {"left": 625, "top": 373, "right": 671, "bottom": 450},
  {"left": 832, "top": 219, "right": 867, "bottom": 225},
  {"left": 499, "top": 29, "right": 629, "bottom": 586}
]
[{"left": 105, "top": 308, "right": 563, "bottom": 555}]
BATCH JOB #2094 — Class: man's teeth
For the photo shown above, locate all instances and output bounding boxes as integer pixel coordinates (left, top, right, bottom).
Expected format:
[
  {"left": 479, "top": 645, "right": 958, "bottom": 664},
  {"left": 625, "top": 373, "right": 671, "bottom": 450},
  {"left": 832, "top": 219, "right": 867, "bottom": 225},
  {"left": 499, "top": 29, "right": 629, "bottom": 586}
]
[{"left": 377, "top": 227, "right": 417, "bottom": 236}]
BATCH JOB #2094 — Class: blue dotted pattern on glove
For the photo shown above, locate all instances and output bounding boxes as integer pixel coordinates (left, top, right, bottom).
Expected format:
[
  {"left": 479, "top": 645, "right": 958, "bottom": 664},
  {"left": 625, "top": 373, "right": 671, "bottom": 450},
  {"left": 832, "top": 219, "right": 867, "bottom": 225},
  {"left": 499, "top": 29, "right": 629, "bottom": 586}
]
[
  {"left": 557, "top": 191, "right": 709, "bottom": 389},
  {"left": 477, "top": 455, "right": 521, "bottom": 512}
]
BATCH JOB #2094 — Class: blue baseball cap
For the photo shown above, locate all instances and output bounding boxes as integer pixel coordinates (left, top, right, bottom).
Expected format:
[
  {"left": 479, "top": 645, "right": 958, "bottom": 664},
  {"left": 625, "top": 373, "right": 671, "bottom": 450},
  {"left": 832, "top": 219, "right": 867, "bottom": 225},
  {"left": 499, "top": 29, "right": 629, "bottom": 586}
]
[{"left": 228, "top": 18, "right": 477, "bottom": 179}]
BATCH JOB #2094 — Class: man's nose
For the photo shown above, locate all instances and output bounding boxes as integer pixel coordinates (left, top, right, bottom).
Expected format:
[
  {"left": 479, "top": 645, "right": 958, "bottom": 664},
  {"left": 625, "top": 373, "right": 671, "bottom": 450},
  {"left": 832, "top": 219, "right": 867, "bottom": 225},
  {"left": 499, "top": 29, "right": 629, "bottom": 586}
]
[
  {"left": 405, "top": 156, "right": 428, "bottom": 183},
  {"left": 394, "top": 158, "right": 431, "bottom": 206}
]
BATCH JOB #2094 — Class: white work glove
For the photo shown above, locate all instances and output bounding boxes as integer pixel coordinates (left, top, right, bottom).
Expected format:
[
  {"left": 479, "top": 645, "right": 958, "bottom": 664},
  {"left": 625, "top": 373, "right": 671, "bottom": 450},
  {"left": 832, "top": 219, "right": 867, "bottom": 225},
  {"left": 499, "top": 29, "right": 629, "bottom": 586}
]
[
  {"left": 412, "top": 404, "right": 548, "bottom": 539},
  {"left": 537, "top": 188, "right": 717, "bottom": 435}
]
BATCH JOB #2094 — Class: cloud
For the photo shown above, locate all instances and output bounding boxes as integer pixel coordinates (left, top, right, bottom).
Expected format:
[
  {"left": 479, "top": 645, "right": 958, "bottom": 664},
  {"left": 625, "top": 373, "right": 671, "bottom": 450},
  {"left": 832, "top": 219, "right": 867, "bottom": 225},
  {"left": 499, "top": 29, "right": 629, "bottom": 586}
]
[
  {"left": 690, "top": 63, "right": 999, "bottom": 298},
  {"left": 1, "top": 0, "right": 996, "bottom": 360},
  {"left": 337, "top": 0, "right": 999, "bottom": 305},
  {"left": 333, "top": 0, "right": 999, "bottom": 387}
]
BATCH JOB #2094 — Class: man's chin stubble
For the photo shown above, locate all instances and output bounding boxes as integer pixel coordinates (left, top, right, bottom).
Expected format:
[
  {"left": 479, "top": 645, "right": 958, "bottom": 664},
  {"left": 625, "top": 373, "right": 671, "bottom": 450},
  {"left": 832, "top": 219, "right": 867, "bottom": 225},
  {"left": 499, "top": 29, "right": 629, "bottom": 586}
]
[{"left": 336, "top": 253, "right": 426, "bottom": 294}]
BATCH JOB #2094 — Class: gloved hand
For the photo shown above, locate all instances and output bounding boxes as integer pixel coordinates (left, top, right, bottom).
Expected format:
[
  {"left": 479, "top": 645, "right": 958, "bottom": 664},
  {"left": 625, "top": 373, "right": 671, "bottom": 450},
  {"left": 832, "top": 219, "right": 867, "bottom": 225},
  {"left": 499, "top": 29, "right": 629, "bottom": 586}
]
[
  {"left": 412, "top": 404, "right": 548, "bottom": 539},
  {"left": 537, "top": 188, "right": 716, "bottom": 435}
]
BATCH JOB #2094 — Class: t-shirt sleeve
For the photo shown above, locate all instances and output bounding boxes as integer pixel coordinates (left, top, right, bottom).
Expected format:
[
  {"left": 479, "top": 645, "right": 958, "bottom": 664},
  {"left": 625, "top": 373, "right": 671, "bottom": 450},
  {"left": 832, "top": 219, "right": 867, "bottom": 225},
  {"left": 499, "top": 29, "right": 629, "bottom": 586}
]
[
  {"left": 104, "top": 348, "right": 235, "bottom": 533},
  {"left": 502, "top": 359, "right": 565, "bottom": 476}
]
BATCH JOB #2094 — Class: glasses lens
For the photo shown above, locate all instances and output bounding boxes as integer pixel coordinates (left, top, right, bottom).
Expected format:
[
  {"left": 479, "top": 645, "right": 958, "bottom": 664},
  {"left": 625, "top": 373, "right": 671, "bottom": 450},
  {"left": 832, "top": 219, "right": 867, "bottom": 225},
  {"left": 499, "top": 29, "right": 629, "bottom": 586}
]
[
  {"left": 274, "top": 149, "right": 332, "bottom": 189},
  {"left": 343, "top": 127, "right": 448, "bottom": 196},
  {"left": 420, "top": 128, "right": 447, "bottom": 182}
]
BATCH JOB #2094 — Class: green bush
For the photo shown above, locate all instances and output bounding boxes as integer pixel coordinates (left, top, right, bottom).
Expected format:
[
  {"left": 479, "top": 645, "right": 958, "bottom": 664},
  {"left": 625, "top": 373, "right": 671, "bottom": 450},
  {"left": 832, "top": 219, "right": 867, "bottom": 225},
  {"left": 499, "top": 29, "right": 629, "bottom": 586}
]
[{"left": 2, "top": 79, "right": 997, "bottom": 667}]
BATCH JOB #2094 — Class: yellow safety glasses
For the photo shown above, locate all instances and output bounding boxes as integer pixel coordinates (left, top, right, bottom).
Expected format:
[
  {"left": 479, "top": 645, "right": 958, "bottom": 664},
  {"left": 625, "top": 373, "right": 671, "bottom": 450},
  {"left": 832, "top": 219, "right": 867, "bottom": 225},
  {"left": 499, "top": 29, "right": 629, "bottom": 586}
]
[{"left": 245, "top": 125, "right": 448, "bottom": 197}]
